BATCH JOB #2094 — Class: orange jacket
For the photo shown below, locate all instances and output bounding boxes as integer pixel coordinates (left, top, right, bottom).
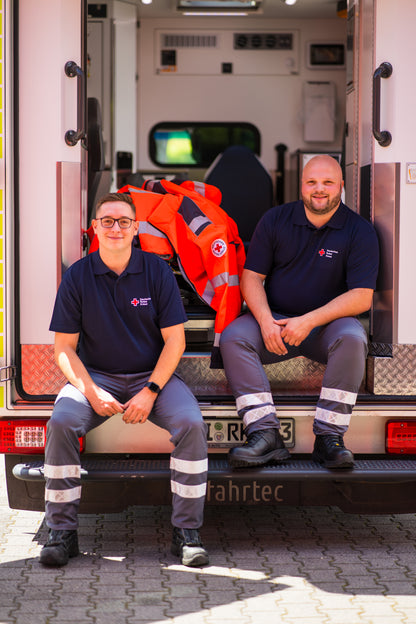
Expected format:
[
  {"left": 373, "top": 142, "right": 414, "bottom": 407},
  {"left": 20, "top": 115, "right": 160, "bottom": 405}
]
[{"left": 89, "top": 180, "right": 246, "bottom": 367}]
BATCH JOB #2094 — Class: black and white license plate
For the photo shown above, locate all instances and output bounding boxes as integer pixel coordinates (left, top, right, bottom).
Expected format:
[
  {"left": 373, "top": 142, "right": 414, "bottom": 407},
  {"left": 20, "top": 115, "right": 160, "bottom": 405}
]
[{"left": 206, "top": 418, "right": 294, "bottom": 448}]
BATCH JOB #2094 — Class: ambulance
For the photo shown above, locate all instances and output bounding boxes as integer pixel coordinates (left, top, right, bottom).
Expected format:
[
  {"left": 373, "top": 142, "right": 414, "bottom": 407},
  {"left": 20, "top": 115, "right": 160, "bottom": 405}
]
[{"left": 1, "top": 0, "right": 416, "bottom": 515}]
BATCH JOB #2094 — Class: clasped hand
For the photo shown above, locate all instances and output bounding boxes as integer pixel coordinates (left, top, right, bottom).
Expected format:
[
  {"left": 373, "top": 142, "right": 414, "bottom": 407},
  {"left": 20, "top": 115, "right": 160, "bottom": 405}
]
[
  {"left": 261, "top": 315, "right": 313, "bottom": 354},
  {"left": 89, "top": 386, "right": 156, "bottom": 424}
]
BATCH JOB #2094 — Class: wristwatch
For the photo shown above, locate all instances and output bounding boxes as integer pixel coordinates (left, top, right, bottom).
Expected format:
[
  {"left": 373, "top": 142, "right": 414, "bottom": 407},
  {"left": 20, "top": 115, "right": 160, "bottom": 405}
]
[{"left": 144, "top": 381, "right": 161, "bottom": 395}]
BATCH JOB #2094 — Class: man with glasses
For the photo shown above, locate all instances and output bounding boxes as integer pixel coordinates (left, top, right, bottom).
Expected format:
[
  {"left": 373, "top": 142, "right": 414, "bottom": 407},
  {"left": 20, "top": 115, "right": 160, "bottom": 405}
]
[{"left": 40, "top": 193, "right": 209, "bottom": 568}]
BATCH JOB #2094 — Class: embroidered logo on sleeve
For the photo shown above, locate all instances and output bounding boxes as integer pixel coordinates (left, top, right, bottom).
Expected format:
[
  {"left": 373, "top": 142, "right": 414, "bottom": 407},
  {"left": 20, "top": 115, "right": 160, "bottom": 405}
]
[
  {"left": 211, "top": 239, "right": 227, "bottom": 258},
  {"left": 131, "top": 297, "right": 151, "bottom": 307}
]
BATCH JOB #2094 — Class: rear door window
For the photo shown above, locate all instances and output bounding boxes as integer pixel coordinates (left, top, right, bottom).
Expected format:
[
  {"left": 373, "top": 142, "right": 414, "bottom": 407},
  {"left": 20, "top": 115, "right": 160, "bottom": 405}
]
[{"left": 149, "top": 122, "right": 261, "bottom": 168}]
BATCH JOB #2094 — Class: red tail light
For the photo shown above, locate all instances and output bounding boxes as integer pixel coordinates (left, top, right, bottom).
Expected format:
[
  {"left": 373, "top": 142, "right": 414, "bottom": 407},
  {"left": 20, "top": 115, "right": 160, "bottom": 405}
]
[
  {"left": 0, "top": 419, "right": 85, "bottom": 454},
  {"left": 386, "top": 420, "right": 416, "bottom": 454}
]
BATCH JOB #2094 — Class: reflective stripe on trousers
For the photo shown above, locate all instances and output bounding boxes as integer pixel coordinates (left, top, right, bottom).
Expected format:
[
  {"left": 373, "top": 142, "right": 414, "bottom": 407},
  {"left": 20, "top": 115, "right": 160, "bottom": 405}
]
[
  {"left": 45, "top": 370, "right": 207, "bottom": 530},
  {"left": 219, "top": 312, "right": 367, "bottom": 436}
]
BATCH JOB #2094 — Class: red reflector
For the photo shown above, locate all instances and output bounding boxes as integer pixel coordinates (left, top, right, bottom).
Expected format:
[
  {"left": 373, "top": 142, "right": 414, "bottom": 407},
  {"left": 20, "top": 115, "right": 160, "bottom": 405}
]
[
  {"left": 386, "top": 421, "right": 416, "bottom": 454},
  {"left": 0, "top": 419, "right": 85, "bottom": 454}
]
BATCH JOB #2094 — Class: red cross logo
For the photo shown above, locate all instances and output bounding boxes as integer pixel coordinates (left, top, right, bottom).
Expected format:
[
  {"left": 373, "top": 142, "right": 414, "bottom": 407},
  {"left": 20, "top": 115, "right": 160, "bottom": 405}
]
[
  {"left": 211, "top": 238, "right": 227, "bottom": 258},
  {"left": 131, "top": 298, "right": 140, "bottom": 306},
  {"left": 319, "top": 249, "right": 325, "bottom": 257}
]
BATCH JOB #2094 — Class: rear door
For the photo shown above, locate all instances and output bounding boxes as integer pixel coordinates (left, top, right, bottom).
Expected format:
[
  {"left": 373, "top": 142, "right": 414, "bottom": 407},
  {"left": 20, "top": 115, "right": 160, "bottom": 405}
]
[{"left": 15, "top": 0, "right": 86, "bottom": 400}]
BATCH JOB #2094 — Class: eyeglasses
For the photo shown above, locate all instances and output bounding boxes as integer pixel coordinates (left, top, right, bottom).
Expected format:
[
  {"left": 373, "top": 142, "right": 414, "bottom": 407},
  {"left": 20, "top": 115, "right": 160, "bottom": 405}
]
[{"left": 96, "top": 216, "right": 135, "bottom": 229}]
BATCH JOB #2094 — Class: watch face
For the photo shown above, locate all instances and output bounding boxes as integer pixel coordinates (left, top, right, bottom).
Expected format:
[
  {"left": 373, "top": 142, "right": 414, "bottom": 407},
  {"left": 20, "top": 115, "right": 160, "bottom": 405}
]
[{"left": 146, "top": 381, "right": 160, "bottom": 394}]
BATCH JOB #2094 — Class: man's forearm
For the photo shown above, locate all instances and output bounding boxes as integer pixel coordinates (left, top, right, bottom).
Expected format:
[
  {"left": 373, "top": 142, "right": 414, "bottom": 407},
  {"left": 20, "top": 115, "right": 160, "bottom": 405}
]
[
  {"left": 148, "top": 329, "right": 185, "bottom": 390},
  {"left": 241, "top": 270, "right": 273, "bottom": 326},
  {"left": 55, "top": 345, "right": 97, "bottom": 398},
  {"left": 304, "top": 288, "right": 374, "bottom": 329}
]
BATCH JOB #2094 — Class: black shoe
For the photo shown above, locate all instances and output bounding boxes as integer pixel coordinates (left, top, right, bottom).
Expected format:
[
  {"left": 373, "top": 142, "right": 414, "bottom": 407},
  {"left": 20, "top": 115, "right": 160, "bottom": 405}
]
[
  {"left": 228, "top": 428, "right": 290, "bottom": 468},
  {"left": 312, "top": 435, "right": 354, "bottom": 469},
  {"left": 171, "top": 528, "right": 209, "bottom": 567},
  {"left": 39, "top": 529, "right": 79, "bottom": 567}
]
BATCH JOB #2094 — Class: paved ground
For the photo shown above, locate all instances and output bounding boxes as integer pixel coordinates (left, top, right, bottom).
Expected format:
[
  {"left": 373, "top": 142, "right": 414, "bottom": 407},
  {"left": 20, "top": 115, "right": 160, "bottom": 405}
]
[{"left": 1, "top": 458, "right": 416, "bottom": 624}]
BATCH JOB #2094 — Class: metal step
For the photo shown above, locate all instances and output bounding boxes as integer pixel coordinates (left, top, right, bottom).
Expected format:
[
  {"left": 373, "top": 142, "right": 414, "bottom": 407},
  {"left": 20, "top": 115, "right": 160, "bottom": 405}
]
[
  {"left": 8, "top": 455, "right": 416, "bottom": 513},
  {"left": 12, "top": 455, "right": 416, "bottom": 483}
]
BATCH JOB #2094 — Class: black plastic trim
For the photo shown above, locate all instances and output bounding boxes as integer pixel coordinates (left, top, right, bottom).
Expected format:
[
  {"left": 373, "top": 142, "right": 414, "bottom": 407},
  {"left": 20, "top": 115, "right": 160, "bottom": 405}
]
[{"left": 13, "top": 455, "right": 416, "bottom": 484}]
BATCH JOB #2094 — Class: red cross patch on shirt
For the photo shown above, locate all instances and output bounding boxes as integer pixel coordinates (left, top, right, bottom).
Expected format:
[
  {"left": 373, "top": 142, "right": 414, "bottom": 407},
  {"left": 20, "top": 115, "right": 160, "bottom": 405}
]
[{"left": 131, "top": 297, "right": 151, "bottom": 307}]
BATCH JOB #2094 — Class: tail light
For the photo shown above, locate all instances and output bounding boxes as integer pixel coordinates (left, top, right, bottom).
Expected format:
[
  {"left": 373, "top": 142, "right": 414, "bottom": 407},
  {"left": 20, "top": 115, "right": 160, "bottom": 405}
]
[
  {"left": 0, "top": 419, "right": 85, "bottom": 454},
  {"left": 386, "top": 420, "right": 416, "bottom": 454}
]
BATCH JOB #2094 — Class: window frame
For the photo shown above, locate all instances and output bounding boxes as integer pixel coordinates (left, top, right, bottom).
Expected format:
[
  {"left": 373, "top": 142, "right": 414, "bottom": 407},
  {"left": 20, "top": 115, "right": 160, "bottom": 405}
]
[{"left": 149, "top": 121, "right": 261, "bottom": 168}]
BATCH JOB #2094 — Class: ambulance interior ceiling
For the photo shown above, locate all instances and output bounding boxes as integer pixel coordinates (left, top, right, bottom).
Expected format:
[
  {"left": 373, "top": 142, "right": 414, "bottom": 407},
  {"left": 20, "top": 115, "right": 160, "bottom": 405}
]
[
  {"left": 104, "top": 0, "right": 348, "bottom": 189},
  {"left": 135, "top": 0, "right": 342, "bottom": 20}
]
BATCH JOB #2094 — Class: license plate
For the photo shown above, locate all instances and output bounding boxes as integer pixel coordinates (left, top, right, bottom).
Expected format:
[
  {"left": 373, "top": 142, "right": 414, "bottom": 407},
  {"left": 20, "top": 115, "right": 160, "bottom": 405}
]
[{"left": 206, "top": 418, "right": 295, "bottom": 448}]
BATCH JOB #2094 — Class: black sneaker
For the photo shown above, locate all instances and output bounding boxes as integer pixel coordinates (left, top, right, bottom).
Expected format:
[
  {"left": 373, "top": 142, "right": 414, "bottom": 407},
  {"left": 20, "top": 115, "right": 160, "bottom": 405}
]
[
  {"left": 228, "top": 428, "right": 290, "bottom": 468},
  {"left": 171, "top": 528, "right": 209, "bottom": 567},
  {"left": 39, "top": 529, "right": 79, "bottom": 567},
  {"left": 312, "top": 434, "right": 354, "bottom": 469}
]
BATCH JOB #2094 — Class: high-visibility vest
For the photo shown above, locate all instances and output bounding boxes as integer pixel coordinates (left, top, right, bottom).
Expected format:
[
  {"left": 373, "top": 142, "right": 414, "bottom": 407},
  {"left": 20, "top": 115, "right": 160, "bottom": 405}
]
[{"left": 88, "top": 180, "right": 246, "bottom": 368}]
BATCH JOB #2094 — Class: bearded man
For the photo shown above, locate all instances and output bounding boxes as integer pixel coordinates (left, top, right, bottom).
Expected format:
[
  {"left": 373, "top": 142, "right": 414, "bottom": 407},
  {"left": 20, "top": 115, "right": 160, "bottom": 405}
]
[{"left": 220, "top": 155, "right": 379, "bottom": 469}]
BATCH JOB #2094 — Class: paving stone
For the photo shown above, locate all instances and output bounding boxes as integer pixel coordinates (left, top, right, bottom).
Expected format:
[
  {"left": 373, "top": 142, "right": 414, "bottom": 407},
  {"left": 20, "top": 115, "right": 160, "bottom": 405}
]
[
  {"left": 7, "top": 601, "right": 57, "bottom": 615},
  {"left": 8, "top": 615, "right": 58, "bottom": 624},
  {"left": 380, "top": 580, "right": 416, "bottom": 593},
  {"left": 49, "top": 621, "right": 93, "bottom": 624},
  {"left": 87, "top": 614, "right": 133, "bottom": 624},
  {"left": 128, "top": 605, "right": 171, "bottom": 619},
  {"left": 4, "top": 458, "right": 416, "bottom": 624},
  {"left": 166, "top": 598, "right": 208, "bottom": 613},
  {"left": 167, "top": 583, "right": 207, "bottom": 598}
]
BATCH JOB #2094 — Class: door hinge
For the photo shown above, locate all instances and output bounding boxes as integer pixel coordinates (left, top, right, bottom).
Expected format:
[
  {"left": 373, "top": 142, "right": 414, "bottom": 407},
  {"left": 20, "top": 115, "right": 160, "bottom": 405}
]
[{"left": 0, "top": 366, "right": 17, "bottom": 382}]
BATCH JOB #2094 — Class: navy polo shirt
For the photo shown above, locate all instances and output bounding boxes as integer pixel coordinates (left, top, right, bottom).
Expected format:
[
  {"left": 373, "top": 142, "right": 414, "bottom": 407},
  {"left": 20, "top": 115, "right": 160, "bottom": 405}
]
[
  {"left": 50, "top": 248, "right": 187, "bottom": 374},
  {"left": 245, "top": 201, "right": 379, "bottom": 317}
]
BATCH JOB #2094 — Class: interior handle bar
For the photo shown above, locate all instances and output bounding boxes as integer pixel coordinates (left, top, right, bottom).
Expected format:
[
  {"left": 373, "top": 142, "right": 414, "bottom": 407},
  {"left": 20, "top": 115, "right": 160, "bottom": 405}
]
[
  {"left": 373, "top": 61, "right": 393, "bottom": 147},
  {"left": 64, "top": 61, "right": 86, "bottom": 147}
]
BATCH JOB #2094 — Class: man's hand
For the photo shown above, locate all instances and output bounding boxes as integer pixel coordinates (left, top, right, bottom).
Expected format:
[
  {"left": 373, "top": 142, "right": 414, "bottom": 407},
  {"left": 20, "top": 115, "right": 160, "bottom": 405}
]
[
  {"left": 275, "top": 315, "right": 314, "bottom": 347},
  {"left": 87, "top": 387, "right": 125, "bottom": 418},
  {"left": 260, "top": 316, "right": 288, "bottom": 355},
  {"left": 122, "top": 387, "right": 157, "bottom": 424}
]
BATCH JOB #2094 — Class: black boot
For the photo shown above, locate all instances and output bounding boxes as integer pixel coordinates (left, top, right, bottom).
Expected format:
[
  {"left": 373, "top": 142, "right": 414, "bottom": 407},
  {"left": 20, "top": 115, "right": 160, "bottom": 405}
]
[
  {"left": 39, "top": 529, "right": 79, "bottom": 567},
  {"left": 171, "top": 528, "right": 209, "bottom": 567},
  {"left": 228, "top": 428, "right": 290, "bottom": 468},
  {"left": 312, "top": 434, "right": 354, "bottom": 469}
]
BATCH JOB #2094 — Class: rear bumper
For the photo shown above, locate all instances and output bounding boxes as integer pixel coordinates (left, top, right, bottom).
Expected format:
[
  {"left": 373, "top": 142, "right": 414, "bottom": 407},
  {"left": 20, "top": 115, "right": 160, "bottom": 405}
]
[{"left": 6, "top": 454, "right": 416, "bottom": 515}]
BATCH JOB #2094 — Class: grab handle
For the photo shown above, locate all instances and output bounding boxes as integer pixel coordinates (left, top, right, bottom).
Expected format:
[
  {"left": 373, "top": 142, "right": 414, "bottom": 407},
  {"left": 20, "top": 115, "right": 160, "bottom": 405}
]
[
  {"left": 64, "top": 61, "right": 86, "bottom": 147},
  {"left": 372, "top": 62, "right": 393, "bottom": 147}
]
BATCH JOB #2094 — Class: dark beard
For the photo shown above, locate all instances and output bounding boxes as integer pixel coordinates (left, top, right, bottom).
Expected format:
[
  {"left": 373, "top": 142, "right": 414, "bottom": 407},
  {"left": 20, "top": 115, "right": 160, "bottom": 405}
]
[{"left": 302, "top": 190, "right": 342, "bottom": 215}]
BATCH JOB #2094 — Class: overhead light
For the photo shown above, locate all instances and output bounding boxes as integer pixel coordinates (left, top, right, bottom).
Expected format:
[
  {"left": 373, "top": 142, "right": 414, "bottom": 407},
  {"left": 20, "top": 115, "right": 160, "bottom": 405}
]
[
  {"left": 141, "top": 0, "right": 153, "bottom": 4},
  {"left": 282, "top": 0, "right": 297, "bottom": 5},
  {"left": 177, "top": 1, "right": 262, "bottom": 14},
  {"left": 182, "top": 11, "right": 249, "bottom": 16}
]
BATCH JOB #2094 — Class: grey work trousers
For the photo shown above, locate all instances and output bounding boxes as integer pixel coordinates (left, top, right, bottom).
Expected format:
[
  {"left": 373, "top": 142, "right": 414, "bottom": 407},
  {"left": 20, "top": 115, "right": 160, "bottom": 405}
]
[
  {"left": 44, "top": 370, "right": 208, "bottom": 531},
  {"left": 220, "top": 312, "right": 368, "bottom": 436}
]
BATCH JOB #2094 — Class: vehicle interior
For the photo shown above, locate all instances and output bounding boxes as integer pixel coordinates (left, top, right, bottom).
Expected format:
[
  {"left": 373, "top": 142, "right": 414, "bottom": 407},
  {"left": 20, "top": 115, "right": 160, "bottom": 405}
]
[{"left": 85, "top": 0, "right": 350, "bottom": 371}]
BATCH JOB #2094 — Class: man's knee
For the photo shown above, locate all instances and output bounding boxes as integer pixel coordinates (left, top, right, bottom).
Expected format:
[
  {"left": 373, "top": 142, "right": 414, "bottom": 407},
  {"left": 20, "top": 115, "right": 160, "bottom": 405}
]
[
  {"left": 47, "top": 399, "right": 82, "bottom": 438},
  {"left": 220, "top": 319, "right": 241, "bottom": 348},
  {"left": 220, "top": 315, "right": 259, "bottom": 352},
  {"left": 171, "top": 411, "right": 208, "bottom": 448},
  {"left": 330, "top": 328, "right": 368, "bottom": 363}
]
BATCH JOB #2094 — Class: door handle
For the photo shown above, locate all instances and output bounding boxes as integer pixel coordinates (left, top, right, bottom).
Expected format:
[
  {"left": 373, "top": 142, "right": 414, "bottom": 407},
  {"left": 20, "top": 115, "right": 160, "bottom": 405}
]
[
  {"left": 372, "top": 62, "right": 393, "bottom": 147},
  {"left": 64, "top": 61, "right": 86, "bottom": 147}
]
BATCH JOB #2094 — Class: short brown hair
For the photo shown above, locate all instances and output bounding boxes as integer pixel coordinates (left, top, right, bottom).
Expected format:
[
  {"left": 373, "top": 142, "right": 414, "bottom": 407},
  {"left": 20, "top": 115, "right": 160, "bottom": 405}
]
[{"left": 94, "top": 192, "right": 135, "bottom": 218}]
